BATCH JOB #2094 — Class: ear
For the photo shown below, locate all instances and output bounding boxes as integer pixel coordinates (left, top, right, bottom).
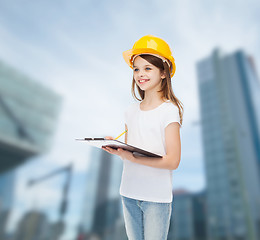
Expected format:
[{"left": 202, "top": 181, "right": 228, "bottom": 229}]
[{"left": 161, "top": 71, "right": 166, "bottom": 79}]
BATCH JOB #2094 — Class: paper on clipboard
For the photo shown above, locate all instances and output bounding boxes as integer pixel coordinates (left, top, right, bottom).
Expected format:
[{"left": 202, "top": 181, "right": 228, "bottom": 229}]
[{"left": 76, "top": 138, "right": 162, "bottom": 158}]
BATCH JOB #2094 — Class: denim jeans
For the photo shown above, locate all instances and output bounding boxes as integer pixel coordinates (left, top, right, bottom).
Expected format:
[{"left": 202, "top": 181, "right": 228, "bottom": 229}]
[{"left": 121, "top": 196, "right": 172, "bottom": 240}]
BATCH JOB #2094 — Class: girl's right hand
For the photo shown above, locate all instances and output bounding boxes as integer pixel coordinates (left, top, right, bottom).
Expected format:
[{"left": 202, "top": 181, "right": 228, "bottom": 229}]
[{"left": 104, "top": 136, "right": 114, "bottom": 140}]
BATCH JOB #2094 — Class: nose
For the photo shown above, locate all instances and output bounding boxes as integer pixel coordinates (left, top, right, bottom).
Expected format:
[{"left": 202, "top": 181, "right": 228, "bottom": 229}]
[{"left": 137, "top": 69, "right": 145, "bottom": 77}]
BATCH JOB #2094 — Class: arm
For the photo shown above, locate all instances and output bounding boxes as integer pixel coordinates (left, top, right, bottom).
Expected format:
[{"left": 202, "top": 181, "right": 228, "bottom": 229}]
[
  {"left": 103, "top": 122, "right": 181, "bottom": 170},
  {"left": 125, "top": 124, "right": 128, "bottom": 144}
]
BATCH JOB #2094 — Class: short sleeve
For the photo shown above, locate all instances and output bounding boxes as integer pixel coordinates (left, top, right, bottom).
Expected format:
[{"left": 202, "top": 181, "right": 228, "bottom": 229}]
[{"left": 162, "top": 104, "right": 181, "bottom": 128}]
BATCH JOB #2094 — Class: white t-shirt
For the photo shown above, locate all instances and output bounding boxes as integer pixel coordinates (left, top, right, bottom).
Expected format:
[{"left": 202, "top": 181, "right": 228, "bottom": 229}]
[{"left": 119, "top": 100, "right": 181, "bottom": 203}]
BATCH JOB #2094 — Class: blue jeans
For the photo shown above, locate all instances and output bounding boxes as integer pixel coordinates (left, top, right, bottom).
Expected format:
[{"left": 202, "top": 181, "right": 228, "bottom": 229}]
[{"left": 121, "top": 196, "right": 172, "bottom": 240}]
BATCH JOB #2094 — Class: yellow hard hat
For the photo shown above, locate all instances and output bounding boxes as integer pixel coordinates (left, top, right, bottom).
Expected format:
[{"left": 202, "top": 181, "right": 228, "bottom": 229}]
[{"left": 123, "top": 35, "right": 176, "bottom": 77}]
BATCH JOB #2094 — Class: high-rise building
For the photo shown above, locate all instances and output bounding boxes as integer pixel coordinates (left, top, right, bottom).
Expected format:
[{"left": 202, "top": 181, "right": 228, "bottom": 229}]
[
  {"left": 192, "top": 191, "right": 207, "bottom": 240},
  {"left": 0, "top": 169, "right": 16, "bottom": 239},
  {"left": 196, "top": 49, "right": 260, "bottom": 240},
  {"left": 0, "top": 170, "right": 15, "bottom": 211},
  {"left": 14, "top": 210, "right": 49, "bottom": 240},
  {"left": 0, "top": 59, "right": 62, "bottom": 173},
  {"left": 168, "top": 189, "right": 194, "bottom": 240},
  {"left": 79, "top": 147, "right": 125, "bottom": 239},
  {"left": 168, "top": 189, "right": 207, "bottom": 240}
]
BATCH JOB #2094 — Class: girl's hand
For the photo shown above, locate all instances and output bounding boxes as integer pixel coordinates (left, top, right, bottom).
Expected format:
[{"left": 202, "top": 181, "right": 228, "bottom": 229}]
[
  {"left": 104, "top": 136, "right": 114, "bottom": 140},
  {"left": 102, "top": 146, "right": 134, "bottom": 161}
]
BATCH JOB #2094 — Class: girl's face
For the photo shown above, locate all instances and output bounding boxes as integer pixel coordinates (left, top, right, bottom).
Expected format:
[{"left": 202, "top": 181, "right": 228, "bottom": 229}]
[{"left": 133, "top": 56, "right": 165, "bottom": 92}]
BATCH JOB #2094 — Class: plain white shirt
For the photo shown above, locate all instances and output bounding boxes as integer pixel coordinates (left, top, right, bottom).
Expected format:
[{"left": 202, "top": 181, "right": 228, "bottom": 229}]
[{"left": 119, "top": 100, "right": 181, "bottom": 203}]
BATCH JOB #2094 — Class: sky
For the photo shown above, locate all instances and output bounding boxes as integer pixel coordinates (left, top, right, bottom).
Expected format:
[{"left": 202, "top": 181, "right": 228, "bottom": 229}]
[{"left": 0, "top": 0, "right": 260, "bottom": 239}]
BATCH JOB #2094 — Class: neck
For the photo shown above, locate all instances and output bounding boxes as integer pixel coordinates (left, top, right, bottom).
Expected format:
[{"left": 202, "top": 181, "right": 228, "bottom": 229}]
[{"left": 142, "top": 89, "right": 165, "bottom": 104}]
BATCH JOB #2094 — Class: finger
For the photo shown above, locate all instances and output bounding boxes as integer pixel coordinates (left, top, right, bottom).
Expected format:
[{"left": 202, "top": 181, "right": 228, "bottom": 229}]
[
  {"left": 106, "top": 147, "right": 113, "bottom": 152},
  {"left": 108, "top": 147, "right": 120, "bottom": 155},
  {"left": 118, "top": 148, "right": 125, "bottom": 152},
  {"left": 102, "top": 146, "right": 110, "bottom": 152},
  {"left": 104, "top": 136, "right": 114, "bottom": 140},
  {"left": 102, "top": 149, "right": 109, "bottom": 153},
  {"left": 104, "top": 147, "right": 113, "bottom": 153}
]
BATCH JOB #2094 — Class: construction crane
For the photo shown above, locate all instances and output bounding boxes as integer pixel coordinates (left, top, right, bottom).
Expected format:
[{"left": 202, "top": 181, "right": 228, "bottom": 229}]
[{"left": 27, "top": 163, "right": 73, "bottom": 239}]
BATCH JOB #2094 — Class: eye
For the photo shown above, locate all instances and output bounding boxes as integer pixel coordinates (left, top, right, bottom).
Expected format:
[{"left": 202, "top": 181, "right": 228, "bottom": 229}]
[
  {"left": 146, "top": 67, "right": 151, "bottom": 70},
  {"left": 133, "top": 68, "right": 139, "bottom": 72}
]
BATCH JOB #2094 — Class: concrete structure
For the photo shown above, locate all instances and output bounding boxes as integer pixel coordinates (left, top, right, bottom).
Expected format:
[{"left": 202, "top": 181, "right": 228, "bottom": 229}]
[
  {"left": 168, "top": 189, "right": 207, "bottom": 240},
  {"left": 0, "top": 60, "right": 62, "bottom": 173},
  {"left": 196, "top": 49, "right": 260, "bottom": 240},
  {"left": 79, "top": 147, "right": 125, "bottom": 239},
  {"left": 14, "top": 210, "right": 49, "bottom": 240}
]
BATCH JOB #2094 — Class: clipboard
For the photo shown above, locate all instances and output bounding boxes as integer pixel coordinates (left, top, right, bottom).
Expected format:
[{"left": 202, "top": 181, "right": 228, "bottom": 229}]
[{"left": 76, "top": 138, "right": 162, "bottom": 158}]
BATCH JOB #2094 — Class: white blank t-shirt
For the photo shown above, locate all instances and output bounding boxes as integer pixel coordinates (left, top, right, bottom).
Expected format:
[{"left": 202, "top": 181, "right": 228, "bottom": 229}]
[{"left": 119, "top": 100, "right": 181, "bottom": 203}]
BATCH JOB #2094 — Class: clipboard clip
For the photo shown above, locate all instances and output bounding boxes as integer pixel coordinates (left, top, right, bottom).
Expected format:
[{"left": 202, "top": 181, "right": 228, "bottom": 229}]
[{"left": 75, "top": 138, "right": 105, "bottom": 141}]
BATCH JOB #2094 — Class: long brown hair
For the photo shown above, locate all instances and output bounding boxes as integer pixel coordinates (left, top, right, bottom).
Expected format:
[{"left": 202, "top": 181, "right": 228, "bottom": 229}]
[{"left": 131, "top": 54, "right": 184, "bottom": 125}]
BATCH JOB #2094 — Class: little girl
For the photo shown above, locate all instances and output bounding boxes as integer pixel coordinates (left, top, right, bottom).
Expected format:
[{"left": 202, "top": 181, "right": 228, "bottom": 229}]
[{"left": 102, "top": 35, "right": 183, "bottom": 240}]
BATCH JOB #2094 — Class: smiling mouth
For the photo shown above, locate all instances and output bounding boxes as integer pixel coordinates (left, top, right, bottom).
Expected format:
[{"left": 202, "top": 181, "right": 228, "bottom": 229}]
[{"left": 139, "top": 79, "right": 150, "bottom": 83}]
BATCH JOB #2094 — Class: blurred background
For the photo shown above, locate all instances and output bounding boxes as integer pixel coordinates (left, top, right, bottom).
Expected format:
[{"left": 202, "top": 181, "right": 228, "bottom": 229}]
[{"left": 0, "top": 0, "right": 259, "bottom": 239}]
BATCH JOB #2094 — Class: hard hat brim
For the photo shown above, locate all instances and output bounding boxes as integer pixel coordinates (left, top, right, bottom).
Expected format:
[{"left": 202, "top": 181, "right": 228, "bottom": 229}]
[{"left": 123, "top": 48, "right": 176, "bottom": 77}]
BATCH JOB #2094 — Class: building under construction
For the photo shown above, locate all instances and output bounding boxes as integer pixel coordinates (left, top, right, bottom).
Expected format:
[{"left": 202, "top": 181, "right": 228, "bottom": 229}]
[{"left": 0, "top": 59, "right": 62, "bottom": 239}]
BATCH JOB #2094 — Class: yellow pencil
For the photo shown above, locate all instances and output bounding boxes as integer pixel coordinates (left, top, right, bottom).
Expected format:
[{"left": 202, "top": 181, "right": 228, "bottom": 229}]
[{"left": 114, "top": 130, "right": 128, "bottom": 140}]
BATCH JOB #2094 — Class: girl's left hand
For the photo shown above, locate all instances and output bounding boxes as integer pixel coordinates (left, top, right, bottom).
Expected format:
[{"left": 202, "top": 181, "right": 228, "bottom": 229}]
[{"left": 102, "top": 146, "right": 134, "bottom": 161}]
